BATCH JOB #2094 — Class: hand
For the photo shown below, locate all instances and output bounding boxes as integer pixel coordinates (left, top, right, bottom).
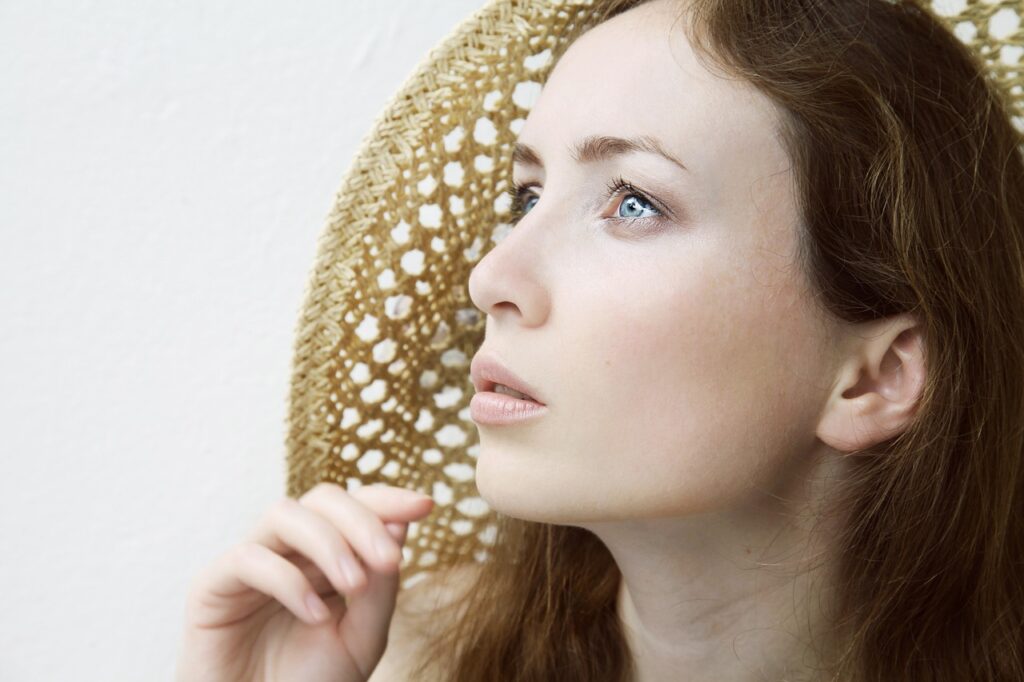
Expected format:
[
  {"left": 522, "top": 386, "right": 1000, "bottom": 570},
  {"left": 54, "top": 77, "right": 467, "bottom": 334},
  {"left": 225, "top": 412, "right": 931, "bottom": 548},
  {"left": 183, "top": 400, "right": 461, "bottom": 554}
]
[{"left": 175, "top": 482, "right": 435, "bottom": 682}]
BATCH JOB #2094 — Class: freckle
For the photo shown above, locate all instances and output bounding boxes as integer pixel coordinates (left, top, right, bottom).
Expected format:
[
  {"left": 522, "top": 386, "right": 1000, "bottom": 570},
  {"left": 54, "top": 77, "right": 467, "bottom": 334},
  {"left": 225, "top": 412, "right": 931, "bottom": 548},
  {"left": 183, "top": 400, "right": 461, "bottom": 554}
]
[{"left": 745, "top": 547, "right": 751, "bottom": 554}]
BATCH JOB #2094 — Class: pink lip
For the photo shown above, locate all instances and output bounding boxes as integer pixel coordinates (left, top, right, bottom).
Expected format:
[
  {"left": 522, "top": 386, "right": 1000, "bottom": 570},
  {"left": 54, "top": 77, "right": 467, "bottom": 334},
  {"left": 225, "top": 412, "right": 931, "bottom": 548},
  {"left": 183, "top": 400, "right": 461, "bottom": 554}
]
[
  {"left": 469, "top": 391, "right": 548, "bottom": 425},
  {"left": 470, "top": 352, "right": 547, "bottom": 406}
]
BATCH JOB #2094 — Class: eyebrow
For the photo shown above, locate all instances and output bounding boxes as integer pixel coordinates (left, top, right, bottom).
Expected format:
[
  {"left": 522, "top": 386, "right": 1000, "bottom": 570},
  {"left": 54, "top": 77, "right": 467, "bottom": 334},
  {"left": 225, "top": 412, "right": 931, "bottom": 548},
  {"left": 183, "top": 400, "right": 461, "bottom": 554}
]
[{"left": 512, "top": 134, "right": 689, "bottom": 173}]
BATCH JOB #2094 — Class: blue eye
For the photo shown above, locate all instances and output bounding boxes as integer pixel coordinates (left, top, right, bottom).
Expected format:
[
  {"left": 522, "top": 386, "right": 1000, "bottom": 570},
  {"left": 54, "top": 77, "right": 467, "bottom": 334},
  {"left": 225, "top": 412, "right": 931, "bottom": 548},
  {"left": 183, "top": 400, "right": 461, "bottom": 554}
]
[
  {"left": 617, "top": 193, "right": 658, "bottom": 219},
  {"left": 506, "top": 182, "right": 539, "bottom": 222},
  {"left": 504, "top": 176, "right": 668, "bottom": 230}
]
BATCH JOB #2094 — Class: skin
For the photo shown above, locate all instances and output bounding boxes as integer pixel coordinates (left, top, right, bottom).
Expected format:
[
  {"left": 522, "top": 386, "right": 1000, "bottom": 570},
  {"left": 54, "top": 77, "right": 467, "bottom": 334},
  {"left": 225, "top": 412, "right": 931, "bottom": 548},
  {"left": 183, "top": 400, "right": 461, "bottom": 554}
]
[{"left": 466, "top": 0, "right": 927, "bottom": 680}]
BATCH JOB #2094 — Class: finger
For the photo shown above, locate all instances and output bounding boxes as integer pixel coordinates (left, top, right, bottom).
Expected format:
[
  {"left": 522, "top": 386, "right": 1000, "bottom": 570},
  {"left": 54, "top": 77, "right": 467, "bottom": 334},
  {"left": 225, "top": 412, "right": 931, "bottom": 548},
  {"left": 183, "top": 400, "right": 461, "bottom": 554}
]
[
  {"left": 287, "top": 521, "right": 410, "bottom": 598},
  {"left": 188, "top": 542, "right": 332, "bottom": 627},
  {"left": 308, "top": 482, "right": 435, "bottom": 525},
  {"left": 335, "top": 521, "right": 410, "bottom": 671},
  {"left": 384, "top": 521, "right": 409, "bottom": 545},
  {"left": 243, "top": 496, "right": 368, "bottom": 597},
  {"left": 285, "top": 483, "right": 432, "bottom": 577},
  {"left": 304, "top": 522, "right": 411, "bottom": 597},
  {"left": 286, "top": 552, "right": 337, "bottom": 596}
]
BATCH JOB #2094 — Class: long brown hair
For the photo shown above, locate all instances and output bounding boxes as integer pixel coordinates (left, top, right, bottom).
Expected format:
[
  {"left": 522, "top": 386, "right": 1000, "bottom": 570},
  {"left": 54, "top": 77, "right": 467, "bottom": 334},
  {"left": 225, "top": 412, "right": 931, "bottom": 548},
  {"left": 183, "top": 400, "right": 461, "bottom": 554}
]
[{"left": 404, "top": 1, "right": 1024, "bottom": 679}]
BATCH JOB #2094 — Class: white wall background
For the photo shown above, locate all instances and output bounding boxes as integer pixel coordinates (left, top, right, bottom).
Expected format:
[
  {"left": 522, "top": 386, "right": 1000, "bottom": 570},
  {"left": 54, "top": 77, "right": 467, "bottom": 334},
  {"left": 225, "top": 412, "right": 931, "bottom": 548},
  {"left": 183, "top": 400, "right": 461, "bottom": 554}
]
[{"left": 0, "top": 1, "right": 485, "bottom": 679}]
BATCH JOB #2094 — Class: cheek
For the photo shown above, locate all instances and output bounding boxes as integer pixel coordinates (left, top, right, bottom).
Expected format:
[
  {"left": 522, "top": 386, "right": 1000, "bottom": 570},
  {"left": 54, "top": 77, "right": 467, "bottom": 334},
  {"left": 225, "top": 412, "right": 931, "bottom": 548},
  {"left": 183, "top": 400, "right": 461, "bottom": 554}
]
[{"left": 560, "top": 237, "right": 823, "bottom": 511}]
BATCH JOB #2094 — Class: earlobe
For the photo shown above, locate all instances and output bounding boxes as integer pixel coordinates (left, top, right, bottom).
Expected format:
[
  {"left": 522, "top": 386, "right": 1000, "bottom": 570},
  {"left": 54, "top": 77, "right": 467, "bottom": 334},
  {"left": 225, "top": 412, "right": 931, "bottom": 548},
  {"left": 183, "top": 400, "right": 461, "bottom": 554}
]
[{"left": 816, "top": 314, "right": 926, "bottom": 454}]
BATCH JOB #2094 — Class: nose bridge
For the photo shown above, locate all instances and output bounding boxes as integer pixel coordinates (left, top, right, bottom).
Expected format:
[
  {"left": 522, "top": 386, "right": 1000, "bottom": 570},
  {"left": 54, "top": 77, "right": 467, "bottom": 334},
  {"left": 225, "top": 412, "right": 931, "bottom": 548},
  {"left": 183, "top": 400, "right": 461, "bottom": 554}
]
[
  {"left": 468, "top": 190, "right": 565, "bottom": 319},
  {"left": 500, "top": 198, "right": 555, "bottom": 254},
  {"left": 490, "top": 181, "right": 576, "bottom": 273},
  {"left": 497, "top": 172, "right": 580, "bottom": 254}
]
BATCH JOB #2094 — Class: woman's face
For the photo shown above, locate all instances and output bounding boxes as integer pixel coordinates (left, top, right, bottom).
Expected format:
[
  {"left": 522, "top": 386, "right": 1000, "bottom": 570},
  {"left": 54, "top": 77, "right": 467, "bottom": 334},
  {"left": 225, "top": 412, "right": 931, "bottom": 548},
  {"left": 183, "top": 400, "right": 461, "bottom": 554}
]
[{"left": 467, "top": 0, "right": 841, "bottom": 523}]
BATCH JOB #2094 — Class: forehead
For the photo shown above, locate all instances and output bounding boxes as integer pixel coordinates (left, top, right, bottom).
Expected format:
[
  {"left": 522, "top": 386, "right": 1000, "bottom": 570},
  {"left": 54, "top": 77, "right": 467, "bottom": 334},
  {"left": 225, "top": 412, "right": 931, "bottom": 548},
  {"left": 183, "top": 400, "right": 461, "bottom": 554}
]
[{"left": 519, "top": 1, "right": 786, "bottom": 185}]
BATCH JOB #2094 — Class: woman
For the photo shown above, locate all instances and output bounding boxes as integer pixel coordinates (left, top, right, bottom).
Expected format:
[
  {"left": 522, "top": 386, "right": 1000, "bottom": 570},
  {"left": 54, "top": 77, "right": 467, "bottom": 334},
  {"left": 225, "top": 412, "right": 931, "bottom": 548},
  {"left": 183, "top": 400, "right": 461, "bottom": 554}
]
[{"left": 177, "top": 0, "right": 1024, "bottom": 680}]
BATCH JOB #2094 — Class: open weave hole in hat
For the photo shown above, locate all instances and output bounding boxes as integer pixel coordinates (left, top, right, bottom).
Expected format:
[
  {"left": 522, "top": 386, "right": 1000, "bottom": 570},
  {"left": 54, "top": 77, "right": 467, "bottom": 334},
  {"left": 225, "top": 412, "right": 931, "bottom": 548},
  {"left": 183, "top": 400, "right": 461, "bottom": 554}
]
[{"left": 285, "top": 0, "right": 1024, "bottom": 591}]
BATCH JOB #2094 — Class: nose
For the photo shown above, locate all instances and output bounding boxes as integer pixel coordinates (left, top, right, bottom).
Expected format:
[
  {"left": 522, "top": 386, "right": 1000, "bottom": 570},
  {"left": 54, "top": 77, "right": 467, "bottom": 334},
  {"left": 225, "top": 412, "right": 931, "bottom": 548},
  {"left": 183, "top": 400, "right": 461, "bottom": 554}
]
[{"left": 467, "top": 220, "right": 551, "bottom": 329}]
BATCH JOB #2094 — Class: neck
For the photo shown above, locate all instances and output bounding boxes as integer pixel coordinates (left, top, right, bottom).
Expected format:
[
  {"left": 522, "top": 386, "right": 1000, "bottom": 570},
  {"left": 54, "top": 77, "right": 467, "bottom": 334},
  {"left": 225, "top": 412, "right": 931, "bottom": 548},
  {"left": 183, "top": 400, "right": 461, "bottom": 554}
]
[{"left": 580, "top": 448, "right": 848, "bottom": 681}]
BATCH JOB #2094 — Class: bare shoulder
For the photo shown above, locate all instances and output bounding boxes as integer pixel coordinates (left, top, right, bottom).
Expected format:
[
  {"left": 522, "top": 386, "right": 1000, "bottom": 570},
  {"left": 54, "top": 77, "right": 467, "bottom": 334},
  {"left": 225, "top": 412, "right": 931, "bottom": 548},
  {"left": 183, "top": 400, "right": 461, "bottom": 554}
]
[{"left": 367, "top": 561, "right": 482, "bottom": 681}]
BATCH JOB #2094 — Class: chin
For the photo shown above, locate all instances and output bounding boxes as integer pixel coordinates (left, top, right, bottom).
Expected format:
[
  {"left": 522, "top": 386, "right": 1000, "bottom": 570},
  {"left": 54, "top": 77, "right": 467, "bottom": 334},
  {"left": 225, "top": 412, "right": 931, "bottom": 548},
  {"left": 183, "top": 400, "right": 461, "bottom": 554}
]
[
  {"left": 475, "top": 452, "right": 614, "bottom": 526},
  {"left": 472, "top": 448, "right": 554, "bottom": 522}
]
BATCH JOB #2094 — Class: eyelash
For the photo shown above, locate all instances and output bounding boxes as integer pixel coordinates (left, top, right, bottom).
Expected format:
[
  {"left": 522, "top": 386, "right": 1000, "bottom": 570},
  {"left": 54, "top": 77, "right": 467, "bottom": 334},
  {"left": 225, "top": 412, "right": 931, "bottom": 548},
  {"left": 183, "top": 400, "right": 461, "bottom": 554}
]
[{"left": 504, "top": 175, "right": 667, "bottom": 228}]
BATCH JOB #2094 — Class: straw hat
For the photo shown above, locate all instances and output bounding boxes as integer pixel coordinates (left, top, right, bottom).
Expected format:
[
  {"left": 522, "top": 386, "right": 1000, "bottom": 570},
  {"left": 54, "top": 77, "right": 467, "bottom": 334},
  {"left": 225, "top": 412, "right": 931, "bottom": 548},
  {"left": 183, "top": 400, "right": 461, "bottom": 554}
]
[{"left": 284, "top": 0, "right": 1024, "bottom": 590}]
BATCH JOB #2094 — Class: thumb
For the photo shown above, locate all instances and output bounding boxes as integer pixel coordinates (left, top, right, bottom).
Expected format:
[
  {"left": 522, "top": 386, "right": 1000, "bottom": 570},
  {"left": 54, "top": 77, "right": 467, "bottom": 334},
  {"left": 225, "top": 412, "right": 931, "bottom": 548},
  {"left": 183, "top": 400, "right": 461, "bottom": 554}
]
[{"left": 335, "top": 521, "right": 410, "bottom": 675}]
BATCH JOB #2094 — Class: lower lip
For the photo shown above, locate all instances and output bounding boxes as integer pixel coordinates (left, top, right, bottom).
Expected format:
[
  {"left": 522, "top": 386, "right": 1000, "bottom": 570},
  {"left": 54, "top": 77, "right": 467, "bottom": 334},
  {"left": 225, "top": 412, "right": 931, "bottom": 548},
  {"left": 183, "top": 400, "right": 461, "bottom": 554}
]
[{"left": 470, "top": 392, "right": 549, "bottom": 425}]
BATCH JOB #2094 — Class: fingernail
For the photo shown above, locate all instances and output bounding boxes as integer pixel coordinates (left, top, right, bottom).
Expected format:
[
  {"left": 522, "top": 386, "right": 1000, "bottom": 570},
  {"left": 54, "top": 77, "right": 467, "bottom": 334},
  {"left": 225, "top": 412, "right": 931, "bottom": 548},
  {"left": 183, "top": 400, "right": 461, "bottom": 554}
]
[
  {"left": 338, "top": 553, "right": 363, "bottom": 587},
  {"left": 305, "top": 592, "right": 329, "bottom": 622},
  {"left": 375, "top": 535, "right": 401, "bottom": 563}
]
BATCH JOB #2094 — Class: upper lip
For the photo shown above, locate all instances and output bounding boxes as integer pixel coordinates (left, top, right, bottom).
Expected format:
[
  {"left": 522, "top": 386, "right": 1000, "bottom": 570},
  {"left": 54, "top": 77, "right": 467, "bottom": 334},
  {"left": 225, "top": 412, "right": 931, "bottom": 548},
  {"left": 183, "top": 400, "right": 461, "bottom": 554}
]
[{"left": 470, "top": 352, "right": 547, "bottom": 405}]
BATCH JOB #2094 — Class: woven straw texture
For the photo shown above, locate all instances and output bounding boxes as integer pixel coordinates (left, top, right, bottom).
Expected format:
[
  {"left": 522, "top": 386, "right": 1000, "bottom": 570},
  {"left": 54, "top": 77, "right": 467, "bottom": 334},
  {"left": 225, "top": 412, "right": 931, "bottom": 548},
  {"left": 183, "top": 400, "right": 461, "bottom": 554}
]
[{"left": 285, "top": 0, "right": 1024, "bottom": 590}]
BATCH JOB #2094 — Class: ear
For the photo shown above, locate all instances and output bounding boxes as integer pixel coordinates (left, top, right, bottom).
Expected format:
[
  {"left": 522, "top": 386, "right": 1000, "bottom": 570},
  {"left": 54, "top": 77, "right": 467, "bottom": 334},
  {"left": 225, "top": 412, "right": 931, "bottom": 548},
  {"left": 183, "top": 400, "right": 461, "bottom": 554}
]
[{"left": 816, "top": 313, "right": 926, "bottom": 453}]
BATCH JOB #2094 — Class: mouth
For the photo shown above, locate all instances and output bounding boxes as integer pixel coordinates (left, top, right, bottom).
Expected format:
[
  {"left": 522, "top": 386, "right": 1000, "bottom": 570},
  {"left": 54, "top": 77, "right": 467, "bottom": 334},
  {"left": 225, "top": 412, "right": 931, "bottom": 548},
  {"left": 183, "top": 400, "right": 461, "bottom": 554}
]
[
  {"left": 470, "top": 351, "right": 548, "bottom": 406},
  {"left": 489, "top": 382, "right": 542, "bottom": 403}
]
